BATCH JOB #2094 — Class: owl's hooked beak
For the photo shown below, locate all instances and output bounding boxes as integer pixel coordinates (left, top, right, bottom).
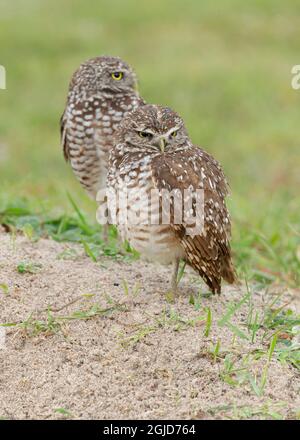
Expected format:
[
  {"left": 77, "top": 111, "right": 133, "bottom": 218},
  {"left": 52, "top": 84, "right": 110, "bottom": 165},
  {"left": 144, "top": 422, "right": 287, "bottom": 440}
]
[{"left": 157, "top": 137, "right": 167, "bottom": 153}]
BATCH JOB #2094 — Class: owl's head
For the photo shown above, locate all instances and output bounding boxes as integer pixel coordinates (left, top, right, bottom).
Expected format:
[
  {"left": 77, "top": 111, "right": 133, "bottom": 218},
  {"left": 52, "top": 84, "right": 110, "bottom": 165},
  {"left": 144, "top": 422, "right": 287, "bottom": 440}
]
[
  {"left": 70, "top": 56, "right": 138, "bottom": 94},
  {"left": 116, "top": 104, "right": 190, "bottom": 154}
]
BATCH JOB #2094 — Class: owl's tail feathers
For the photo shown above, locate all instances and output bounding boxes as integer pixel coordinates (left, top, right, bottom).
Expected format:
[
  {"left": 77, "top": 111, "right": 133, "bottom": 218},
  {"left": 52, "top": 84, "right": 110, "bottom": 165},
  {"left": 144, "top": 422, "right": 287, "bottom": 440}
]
[
  {"left": 184, "top": 258, "right": 221, "bottom": 294},
  {"left": 184, "top": 254, "right": 237, "bottom": 294},
  {"left": 221, "top": 257, "right": 237, "bottom": 285}
]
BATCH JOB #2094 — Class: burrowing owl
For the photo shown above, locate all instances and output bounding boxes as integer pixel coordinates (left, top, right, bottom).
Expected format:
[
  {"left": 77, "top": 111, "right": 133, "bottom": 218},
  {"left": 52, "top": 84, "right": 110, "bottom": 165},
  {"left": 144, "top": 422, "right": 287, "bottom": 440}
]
[
  {"left": 107, "top": 104, "right": 236, "bottom": 293},
  {"left": 61, "top": 56, "right": 144, "bottom": 199}
]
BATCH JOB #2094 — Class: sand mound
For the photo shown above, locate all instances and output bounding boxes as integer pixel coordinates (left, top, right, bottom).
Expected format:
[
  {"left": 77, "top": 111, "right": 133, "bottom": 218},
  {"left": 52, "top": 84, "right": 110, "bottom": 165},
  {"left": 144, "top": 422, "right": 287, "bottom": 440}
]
[{"left": 0, "top": 232, "right": 299, "bottom": 419}]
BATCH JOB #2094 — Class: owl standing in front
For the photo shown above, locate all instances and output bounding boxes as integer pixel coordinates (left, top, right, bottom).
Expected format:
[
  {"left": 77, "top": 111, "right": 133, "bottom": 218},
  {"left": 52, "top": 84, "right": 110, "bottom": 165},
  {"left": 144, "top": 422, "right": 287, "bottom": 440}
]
[
  {"left": 61, "top": 56, "right": 144, "bottom": 200},
  {"left": 107, "top": 104, "right": 236, "bottom": 294}
]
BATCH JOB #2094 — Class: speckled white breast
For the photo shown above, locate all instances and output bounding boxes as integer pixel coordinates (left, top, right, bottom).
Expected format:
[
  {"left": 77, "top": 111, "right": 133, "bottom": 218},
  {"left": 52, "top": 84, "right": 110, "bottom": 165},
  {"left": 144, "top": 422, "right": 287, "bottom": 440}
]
[
  {"left": 65, "top": 92, "right": 142, "bottom": 199},
  {"left": 111, "top": 156, "right": 184, "bottom": 264}
]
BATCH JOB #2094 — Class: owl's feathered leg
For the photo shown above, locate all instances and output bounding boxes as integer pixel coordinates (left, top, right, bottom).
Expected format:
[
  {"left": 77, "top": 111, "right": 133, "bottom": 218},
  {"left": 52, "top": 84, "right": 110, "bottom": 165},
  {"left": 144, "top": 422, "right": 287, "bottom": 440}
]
[{"left": 170, "top": 258, "right": 180, "bottom": 293}]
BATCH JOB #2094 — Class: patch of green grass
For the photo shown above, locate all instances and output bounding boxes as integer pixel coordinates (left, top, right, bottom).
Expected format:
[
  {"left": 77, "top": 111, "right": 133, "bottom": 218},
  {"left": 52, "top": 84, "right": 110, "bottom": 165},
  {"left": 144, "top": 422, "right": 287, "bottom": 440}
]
[
  {"left": 121, "top": 279, "right": 141, "bottom": 298},
  {"left": 0, "top": 283, "right": 9, "bottom": 295},
  {"left": 119, "top": 325, "right": 157, "bottom": 348},
  {"left": 54, "top": 408, "right": 73, "bottom": 418},
  {"left": 218, "top": 337, "right": 279, "bottom": 397},
  {"left": 219, "top": 353, "right": 247, "bottom": 387},
  {"left": 0, "top": 195, "right": 137, "bottom": 263},
  {"left": 211, "top": 339, "right": 221, "bottom": 363},
  {"left": 250, "top": 298, "right": 300, "bottom": 370},
  {"left": 7, "top": 310, "right": 64, "bottom": 337},
  {"left": 16, "top": 261, "right": 43, "bottom": 274},
  {"left": 56, "top": 247, "right": 80, "bottom": 260},
  {"left": 204, "top": 307, "right": 212, "bottom": 337},
  {"left": 119, "top": 306, "right": 207, "bottom": 347},
  {"left": 275, "top": 338, "right": 300, "bottom": 371},
  {"left": 0, "top": 297, "right": 127, "bottom": 338},
  {"left": 189, "top": 292, "right": 205, "bottom": 311},
  {"left": 207, "top": 402, "right": 287, "bottom": 420},
  {"left": 159, "top": 307, "right": 206, "bottom": 330},
  {"left": 217, "top": 291, "right": 251, "bottom": 340},
  {"left": 192, "top": 285, "right": 300, "bottom": 395}
]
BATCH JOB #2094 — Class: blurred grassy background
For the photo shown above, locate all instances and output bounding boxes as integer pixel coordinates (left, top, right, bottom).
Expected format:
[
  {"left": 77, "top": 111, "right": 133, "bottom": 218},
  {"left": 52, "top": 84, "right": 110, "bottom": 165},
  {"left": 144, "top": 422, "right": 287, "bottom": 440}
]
[{"left": 0, "top": 0, "right": 299, "bottom": 285}]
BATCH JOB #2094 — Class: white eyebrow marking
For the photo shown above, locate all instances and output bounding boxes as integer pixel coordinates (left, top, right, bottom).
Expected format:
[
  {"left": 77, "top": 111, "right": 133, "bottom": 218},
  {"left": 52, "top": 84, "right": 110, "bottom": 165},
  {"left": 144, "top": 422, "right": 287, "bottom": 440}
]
[
  {"left": 135, "top": 128, "right": 155, "bottom": 135},
  {"left": 165, "top": 126, "right": 180, "bottom": 136}
]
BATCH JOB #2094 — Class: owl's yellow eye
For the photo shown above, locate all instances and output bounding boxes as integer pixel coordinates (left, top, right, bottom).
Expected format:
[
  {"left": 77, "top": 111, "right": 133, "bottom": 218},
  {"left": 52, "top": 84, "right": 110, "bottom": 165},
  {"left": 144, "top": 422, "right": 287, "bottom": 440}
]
[
  {"left": 111, "top": 72, "right": 123, "bottom": 80},
  {"left": 171, "top": 130, "right": 178, "bottom": 137},
  {"left": 138, "top": 131, "right": 153, "bottom": 139}
]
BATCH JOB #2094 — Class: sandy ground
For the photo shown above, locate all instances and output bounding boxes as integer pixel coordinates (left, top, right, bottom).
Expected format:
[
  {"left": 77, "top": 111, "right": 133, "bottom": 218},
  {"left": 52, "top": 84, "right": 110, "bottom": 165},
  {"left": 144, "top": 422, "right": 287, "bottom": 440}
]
[{"left": 0, "top": 231, "right": 299, "bottom": 420}]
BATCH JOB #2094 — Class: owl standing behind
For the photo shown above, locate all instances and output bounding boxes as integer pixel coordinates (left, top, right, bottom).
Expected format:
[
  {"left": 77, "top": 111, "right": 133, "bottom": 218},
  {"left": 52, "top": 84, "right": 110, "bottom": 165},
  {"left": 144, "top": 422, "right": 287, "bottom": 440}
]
[
  {"left": 61, "top": 56, "right": 144, "bottom": 199},
  {"left": 107, "top": 104, "right": 236, "bottom": 294}
]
